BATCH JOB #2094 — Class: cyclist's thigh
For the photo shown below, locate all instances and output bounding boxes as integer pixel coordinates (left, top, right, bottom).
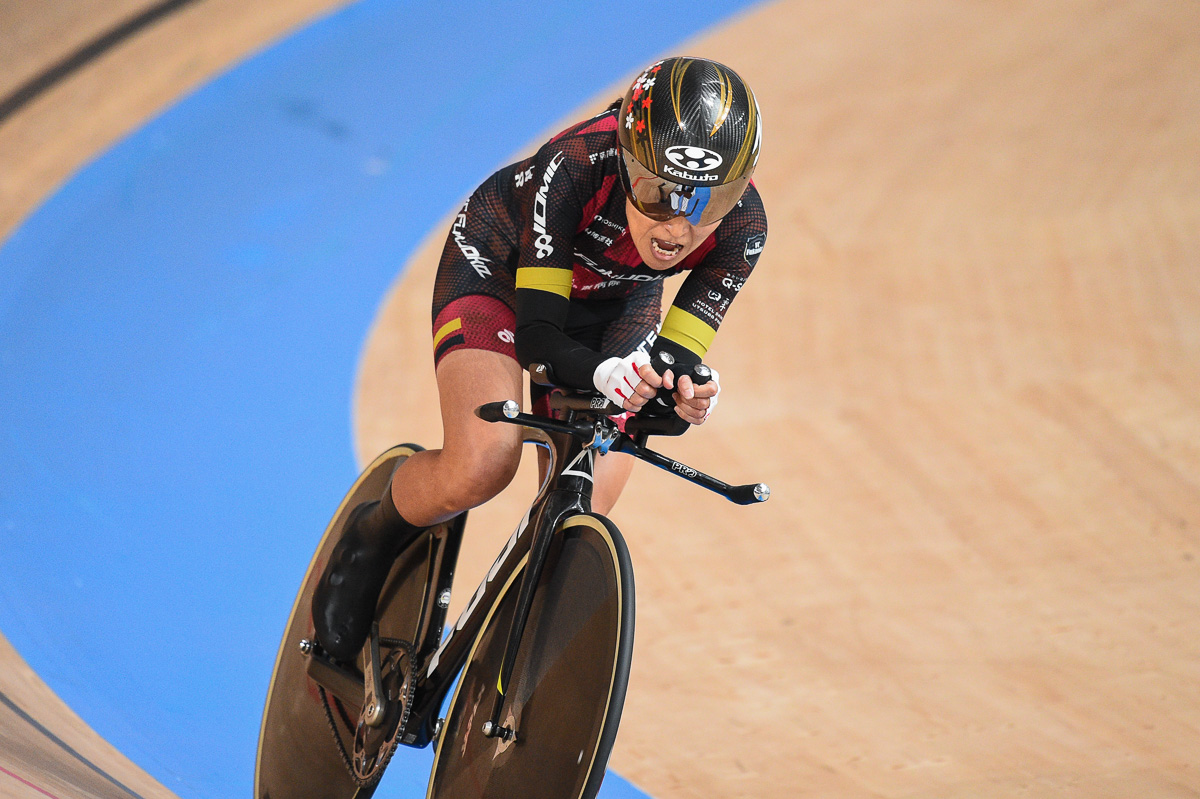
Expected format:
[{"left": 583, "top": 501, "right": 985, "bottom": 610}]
[
  {"left": 435, "top": 348, "right": 523, "bottom": 449},
  {"left": 429, "top": 182, "right": 524, "bottom": 465},
  {"left": 592, "top": 452, "right": 634, "bottom": 515}
]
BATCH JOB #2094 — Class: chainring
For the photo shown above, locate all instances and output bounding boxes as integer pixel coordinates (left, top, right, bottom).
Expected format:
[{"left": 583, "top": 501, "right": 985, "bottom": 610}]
[{"left": 350, "top": 639, "right": 417, "bottom": 784}]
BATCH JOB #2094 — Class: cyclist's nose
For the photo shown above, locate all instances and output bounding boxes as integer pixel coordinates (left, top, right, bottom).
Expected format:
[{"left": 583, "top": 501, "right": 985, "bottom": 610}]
[{"left": 661, "top": 215, "right": 691, "bottom": 238}]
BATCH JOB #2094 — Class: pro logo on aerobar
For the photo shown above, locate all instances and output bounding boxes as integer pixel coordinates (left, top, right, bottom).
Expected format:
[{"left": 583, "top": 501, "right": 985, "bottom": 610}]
[{"left": 664, "top": 145, "right": 723, "bottom": 172}]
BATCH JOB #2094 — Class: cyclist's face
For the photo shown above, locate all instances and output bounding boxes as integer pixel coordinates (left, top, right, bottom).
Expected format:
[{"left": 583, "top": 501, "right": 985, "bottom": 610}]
[{"left": 625, "top": 198, "right": 721, "bottom": 270}]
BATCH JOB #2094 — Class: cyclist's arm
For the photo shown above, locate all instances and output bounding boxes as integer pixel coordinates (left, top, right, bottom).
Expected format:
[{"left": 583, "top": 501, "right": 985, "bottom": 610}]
[
  {"left": 653, "top": 197, "right": 767, "bottom": 420},
  {"left": 655, "top": 205, "right": 767, "bottom": 368},
  {"left": 512, "top": 144, "right": 607, "bottom": 390}
]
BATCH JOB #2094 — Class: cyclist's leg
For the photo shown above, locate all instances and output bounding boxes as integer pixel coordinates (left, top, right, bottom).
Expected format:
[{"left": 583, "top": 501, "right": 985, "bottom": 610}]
[
  {"left": 592, "top": 454, "right": 634, "bottom": 514},
  {"left": 315, "top": 184, "right": 520, "bottom": 659},
  {"left": 314, "top": 348, "right": 522, "bottom": 660},
  {"left": 389, "top": 347, "right": 524, "bottom": 527},
  {"left": 392, "top": 177, "right": 526, "bottom": 525}
]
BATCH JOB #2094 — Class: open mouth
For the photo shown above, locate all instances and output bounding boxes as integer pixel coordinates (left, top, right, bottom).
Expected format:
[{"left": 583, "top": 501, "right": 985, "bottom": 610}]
[{"left": 650, "top": 237, "right": 684, "bottom": 260}]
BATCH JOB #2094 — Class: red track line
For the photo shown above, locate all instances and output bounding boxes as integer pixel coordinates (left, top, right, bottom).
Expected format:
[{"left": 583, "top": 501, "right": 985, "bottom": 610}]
[{"left": 0, "top": 764, "right": 63, "bottom": 799}]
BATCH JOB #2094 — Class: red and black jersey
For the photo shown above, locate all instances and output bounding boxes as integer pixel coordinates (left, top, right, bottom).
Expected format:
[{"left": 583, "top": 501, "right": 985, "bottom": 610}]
[{"left": 430, "top": 106, "right": 767, "bottom": 391}]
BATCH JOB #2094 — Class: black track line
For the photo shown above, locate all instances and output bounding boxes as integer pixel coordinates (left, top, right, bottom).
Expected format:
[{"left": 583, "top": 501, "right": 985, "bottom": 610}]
[
  {"left": 0, "top": 690, "right": 149, "bottom": 799},
  {"left": 0, "top": 0, "right": 205, "bottom": 125}
]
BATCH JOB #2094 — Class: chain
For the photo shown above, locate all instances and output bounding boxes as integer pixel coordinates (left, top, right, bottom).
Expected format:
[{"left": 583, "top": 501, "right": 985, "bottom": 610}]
[
  {"left": 317, "top": 638, "right": 418, "bottom": 788},
  {"left": 317, "top": 684, "right": 360, "bottom": 783}
]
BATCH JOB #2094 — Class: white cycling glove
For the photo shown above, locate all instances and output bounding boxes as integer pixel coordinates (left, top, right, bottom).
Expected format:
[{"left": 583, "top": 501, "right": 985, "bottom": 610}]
[{"left": 593, "top": 350, "right": 651, "bottom": 407}]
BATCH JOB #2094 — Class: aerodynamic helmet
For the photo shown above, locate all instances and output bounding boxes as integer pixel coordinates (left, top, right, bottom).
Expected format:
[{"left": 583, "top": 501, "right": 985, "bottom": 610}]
[{"left": 617, "top": 56, "right": 761, "bottom": 227}]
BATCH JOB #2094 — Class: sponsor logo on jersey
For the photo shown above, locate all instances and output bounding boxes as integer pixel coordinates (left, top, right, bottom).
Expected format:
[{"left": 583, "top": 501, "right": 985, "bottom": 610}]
[
  {"left": 588, "top": 147, "right": 619, "bottom": 165},
  {"left": 452, "top": 203, "right": 491, "bottom": 278},
  {"left": 692, "top": 303, "right": 722, "bottom": 326},
  {"left": 635, "top": 326, "right": 659, "bottom": 358},
  {"left": 532, "top": 152, "right": 566, "bottom": 259},
  {"left": 584, "top": 228, "right": 615, "bottom": 247},
  {"left": 744, "top": 232, "right": 766, "bottom": 263},
  {"left": 592, "top": 215, "right": 625, "bottom": 233},
  {"left": 580, "top": 260, "right": 669, "bottom": 283},
  {"left": 664, "top": 145, "right": 723, "bottom": 173}
]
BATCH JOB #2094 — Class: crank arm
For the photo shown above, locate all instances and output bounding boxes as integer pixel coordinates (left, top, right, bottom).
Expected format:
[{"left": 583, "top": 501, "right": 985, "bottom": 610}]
[{"left": 362, "top": 621, "right": 386, "bottom": 727}]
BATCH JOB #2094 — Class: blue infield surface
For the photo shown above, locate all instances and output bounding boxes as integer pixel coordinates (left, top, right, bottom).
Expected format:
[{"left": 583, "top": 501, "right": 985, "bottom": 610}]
[{"left": 0, "top": 1, "right": 762, "bottom": 796}]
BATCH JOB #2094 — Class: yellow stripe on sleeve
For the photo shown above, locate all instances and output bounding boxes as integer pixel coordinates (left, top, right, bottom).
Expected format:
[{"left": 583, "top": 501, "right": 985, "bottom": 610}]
[
  {"left": 660, "top": 306, "right": 716, "bottom": 359},
  {"left": 433, "top": 317, "right": 462, "bottom": 349},
  {"left": 515, "top": 266, "right": 572, "bottom": 298}
]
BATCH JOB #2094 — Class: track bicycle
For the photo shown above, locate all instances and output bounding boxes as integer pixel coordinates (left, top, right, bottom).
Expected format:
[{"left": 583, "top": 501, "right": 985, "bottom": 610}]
[{"left": 255, "top": 359, "right": 769, "bottom": 799}]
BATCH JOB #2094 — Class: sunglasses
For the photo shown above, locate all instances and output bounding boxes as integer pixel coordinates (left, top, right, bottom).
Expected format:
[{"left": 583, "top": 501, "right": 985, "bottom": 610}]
[{"left": 619, "top": 148, "right": 751, "bottom": 227}]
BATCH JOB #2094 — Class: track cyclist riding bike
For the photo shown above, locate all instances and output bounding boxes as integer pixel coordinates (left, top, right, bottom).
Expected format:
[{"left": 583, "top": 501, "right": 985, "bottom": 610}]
[{"left": 313, "top": 55, "right": 767, "bottom": 665}]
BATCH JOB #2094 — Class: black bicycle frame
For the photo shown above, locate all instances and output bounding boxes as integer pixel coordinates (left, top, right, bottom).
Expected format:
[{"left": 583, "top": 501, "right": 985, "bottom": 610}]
[
  {"left": 305, "top": 389, "right": 767, "bottom": 751},
  {"left": 399, "top": 426, "right": 596, "bottom": 747}
]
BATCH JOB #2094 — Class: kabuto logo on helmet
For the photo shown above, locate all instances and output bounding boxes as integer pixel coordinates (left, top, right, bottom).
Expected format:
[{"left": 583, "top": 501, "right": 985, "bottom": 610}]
[
  {"left": 663, "top": 165, "right": 721, "bottom": 183},
  {"left": 665, "top": 145, "right": 723, "bottom": 172}
]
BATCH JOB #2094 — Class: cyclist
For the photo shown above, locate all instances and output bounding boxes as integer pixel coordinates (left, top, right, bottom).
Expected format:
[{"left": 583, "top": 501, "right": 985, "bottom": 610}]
[{"left": 314, "top": 56, "right": 767, "bottom": 662}]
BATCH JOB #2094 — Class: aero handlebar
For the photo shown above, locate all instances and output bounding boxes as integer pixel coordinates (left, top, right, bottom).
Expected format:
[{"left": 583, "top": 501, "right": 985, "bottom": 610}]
[{"left": 474, "top": 400, "right": 770, "bottom": 506}]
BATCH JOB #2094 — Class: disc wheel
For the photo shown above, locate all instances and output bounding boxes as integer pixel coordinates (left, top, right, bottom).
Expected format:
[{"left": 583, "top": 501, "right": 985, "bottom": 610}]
[
  {"left": 427, "top": 513, "right": 635, "bottom": 799},
  {"left": 258, "top": 442, "right": 459, "bottom": 799}
]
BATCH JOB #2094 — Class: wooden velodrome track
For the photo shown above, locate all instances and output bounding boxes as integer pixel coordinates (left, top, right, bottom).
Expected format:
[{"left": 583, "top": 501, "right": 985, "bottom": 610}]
[{"left": 3, "top": 1, "right": 1198, "bottom": 797}]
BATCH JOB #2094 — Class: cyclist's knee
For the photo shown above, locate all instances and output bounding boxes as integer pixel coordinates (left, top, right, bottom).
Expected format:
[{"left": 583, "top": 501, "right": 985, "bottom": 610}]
[{"left": 441, "top": 433, "right": 521, "bottom": 510}]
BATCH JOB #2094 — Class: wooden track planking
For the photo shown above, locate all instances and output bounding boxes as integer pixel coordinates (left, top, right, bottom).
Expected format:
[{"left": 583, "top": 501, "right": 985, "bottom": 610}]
[
  {"left": 356, "top": 1, "right": 1200, "bottom": 797},
  {"left": 0, "top": 0, "right": 158, "bottom": 100},
  {"left": 1, "top": 0, "right": 1197, "bottom": 797},
  {"left": 0, "top": 630, "right": 175, "bottom": 799},
  {"left": 0, "top": 0, "right": 355, "bottom": 240}
]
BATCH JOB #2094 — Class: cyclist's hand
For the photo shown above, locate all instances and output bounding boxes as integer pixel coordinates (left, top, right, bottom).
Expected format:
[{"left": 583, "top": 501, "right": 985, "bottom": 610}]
[
  {"left": 593, "top": 351, "right": 659, "bottom": 411},
  {"left": 673, "top": 367, "right": 720, "bottom": 425}
]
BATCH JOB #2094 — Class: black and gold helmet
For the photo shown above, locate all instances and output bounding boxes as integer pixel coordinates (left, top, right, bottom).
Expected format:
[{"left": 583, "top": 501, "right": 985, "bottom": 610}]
[{"left": 617, "top": 56, "right": 762, "bottom": 226}]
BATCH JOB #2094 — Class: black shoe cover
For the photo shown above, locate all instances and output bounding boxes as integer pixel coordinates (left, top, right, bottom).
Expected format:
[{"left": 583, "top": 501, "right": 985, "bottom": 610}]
[{"left": 312, "top": 501, "right": 406, "bottom": 663}]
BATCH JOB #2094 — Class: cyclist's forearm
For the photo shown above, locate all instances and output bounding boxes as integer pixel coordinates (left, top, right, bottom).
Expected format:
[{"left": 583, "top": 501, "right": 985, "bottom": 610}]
[{"left": 514, "top": 288, "right": 605, "bottom": 389}]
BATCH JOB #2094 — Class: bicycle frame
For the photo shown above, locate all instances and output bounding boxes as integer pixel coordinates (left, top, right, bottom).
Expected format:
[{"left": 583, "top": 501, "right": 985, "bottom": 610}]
[
  {"left": 302, "top": 393, "right": 768, "bottom": 752},
  {"left": 401, "top": 423, "right": 597, "bottom": 747}
]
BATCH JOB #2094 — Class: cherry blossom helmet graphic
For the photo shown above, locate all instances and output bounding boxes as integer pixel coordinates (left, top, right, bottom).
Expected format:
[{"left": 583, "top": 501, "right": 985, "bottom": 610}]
[{"left": 617, "top": 56, "right": 762, "bottom": 227}]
